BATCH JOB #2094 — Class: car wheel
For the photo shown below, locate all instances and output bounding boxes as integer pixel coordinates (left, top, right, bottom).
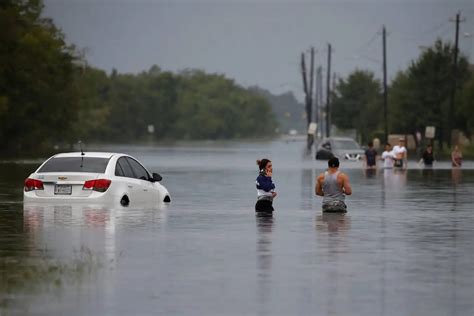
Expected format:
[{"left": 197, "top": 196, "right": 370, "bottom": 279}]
[{"left": 120, "top": 195, "right": 129, "bottom": 207}]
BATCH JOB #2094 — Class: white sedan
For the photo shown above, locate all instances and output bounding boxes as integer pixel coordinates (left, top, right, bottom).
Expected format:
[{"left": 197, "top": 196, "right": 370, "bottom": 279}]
[{"left": 24, "top": 152, "right": 171, "bottom": 206}]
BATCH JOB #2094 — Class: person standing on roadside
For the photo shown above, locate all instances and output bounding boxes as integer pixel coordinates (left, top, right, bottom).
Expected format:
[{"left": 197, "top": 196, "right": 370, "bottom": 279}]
[{"left": 315, "top": 157, "right": 352, "bottom": 213}]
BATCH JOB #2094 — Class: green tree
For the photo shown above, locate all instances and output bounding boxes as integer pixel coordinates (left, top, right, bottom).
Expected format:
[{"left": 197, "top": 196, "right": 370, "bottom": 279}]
[
  {"left": 0, "top": 0, "right": 79, "bottom": 153},
  {"left": 172, "top": 70, "right": 276, "bottom": 140},
  {"left": 143, "top": 68, "right": 179, "bottom": 139},
  {"left": 389, "top": 39, "right": 470, "bottom": 146},
  {"left": 331, "top": 70, "right": 382, "bottom": 142},
  {"left": 72, "top": 67, "right": 111, "bottom": 140},
  {"left": 458, "top": 75, "right": 474, "bottom": 136},
  {"left": 249, "top": 87, "right": 306, "bottom": 134}
]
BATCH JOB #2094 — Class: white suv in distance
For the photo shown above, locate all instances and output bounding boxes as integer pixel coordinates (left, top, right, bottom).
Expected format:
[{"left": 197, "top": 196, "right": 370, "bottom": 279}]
[{"left": 24, "top": 152, "right": 171, "bottom": 206}]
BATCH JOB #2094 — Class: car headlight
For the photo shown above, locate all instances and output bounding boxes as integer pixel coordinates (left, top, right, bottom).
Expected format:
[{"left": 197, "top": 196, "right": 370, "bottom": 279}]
[{"left": 343, "top": 153, "right": 361, "bottom": 160}]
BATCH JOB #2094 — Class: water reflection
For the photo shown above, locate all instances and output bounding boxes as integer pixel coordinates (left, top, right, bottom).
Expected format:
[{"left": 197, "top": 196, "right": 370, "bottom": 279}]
[
  {"left": 300, "top": 168, "right": 315, "bottom": 210},
  {"left": 383, "top": 168, "right": 407, "bottom": 190},
  {"left": 451, "top": 168, "right": 462, "bottom": 186},
  {"left": 255, "top": 213, "right": 274, "bottom": 316},
  {"left": 23, "top": 202, "right": 168, "bottom": 272},
  {"left": 315, "top": 213, "right": 350, "bottom": 234},
  {"left": 421, "top": 167, "right": 434, "bottom": 179},
  {"left": 23, "top": 202, "right": 168, "bottom": 230},
  {"left": 363, "top": 168, "right": 377, "bottom": 179},
  {"left": 314, "top": 212, "right": 351, "bottom": 315},
  {"left": 382, "top": 169, "right": 407, "bottom": 209}
]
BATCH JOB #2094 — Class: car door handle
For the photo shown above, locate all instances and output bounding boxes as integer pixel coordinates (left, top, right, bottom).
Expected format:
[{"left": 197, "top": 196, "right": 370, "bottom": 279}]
[
  {"left": 128, "top": 185, "right": 133, "bottom": 188},
  {"left": 143, "top": 189, "right": 148, "bottom": 192}
]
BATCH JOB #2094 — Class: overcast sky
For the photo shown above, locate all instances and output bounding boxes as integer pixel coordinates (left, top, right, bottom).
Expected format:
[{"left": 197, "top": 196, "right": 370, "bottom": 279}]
[{"left": 43, "top": 0, "right": 474, "bottom": 100}]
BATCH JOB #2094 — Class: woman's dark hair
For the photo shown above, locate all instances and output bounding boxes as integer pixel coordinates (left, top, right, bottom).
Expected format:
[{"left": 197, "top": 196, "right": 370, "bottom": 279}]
[{"left": 256, "top": 159, "right": 271, "bottom": 172}]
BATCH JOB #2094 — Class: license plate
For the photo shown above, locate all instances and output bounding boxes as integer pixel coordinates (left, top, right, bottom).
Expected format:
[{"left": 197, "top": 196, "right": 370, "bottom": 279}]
[{"left": 54, "top": 184, "right": 72, "bottom": 195}]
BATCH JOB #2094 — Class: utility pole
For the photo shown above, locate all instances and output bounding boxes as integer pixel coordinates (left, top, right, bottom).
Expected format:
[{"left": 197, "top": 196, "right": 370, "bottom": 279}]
[
  {"left": 308, "top": 47, "right": 315, "bottom": 149},
  {"left": 301, "top": 49, "right": 316, "bottom": 150},
  {"left": 301, "top": 52, "right": 309, "bottom": 121},
  {"left": 382, "top": 25, "right": 388, "bottom": 144},
  {"left": 309, "top": 47, "right": 315, "bottom": 132},
  {"left": 315, "top": 66, "right": 322, "bottom": 138},
  {"left": 448, "top": 12, "right": 464, "bottom": 148},
  {"left": 326, "top": 43, "right": 332, "bottom": 138}
]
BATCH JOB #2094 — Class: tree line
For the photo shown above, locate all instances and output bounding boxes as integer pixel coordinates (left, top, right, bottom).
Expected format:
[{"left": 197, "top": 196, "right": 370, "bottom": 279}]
[
  {"left": 331, "top": 40, "right": 473, "bottom": 148},
  {"left": 0, "top": 0, "right": 277, "bottom": 155},
  {"left": 2, "top": 1, "right": 472, "bottom": 155},
  {"left": 73, "top": 66, "right": 277, "bottom": 143}
]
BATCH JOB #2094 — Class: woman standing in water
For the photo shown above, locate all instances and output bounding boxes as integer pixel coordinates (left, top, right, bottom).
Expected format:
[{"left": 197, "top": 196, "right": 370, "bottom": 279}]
[
  {"left": 451, "top": 145, "right": 463, "bottom": 167},
  {"left": 255, "top": 159, "right": 277, "bottom": 212}
]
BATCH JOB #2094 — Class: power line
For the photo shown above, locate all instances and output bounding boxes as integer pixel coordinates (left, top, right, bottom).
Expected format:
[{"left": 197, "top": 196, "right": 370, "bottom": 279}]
[
  {"left": 355, "top": 31, "right": 380, "bottom": 53},
  {"left": 326, "top": 43, "right": 332, "bottom": 138},
  {"left": 392, "top": 20, "right": 451, "bottom": 42}
]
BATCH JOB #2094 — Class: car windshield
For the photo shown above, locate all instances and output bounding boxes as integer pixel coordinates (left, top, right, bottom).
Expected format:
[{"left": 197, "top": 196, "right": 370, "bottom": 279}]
[
  {"left": 333, "top": 140, "right": 360, "bottom": 150},
  {"left": 38, "top": 157, "right": 110, "bottom": 173}
]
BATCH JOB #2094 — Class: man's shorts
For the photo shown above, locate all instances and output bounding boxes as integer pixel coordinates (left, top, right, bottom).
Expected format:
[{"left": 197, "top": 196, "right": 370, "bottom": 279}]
[
  {"left": 322, "top": 200, "right": 347, "bottom": 213},
  {"left": 394, "top": 159, "right": 404, "bottom": 168}
]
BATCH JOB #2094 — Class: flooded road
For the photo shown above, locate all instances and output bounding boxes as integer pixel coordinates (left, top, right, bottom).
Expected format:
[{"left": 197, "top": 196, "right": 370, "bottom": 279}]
[{"left": 1, "top": 141, "right": 473, "bottom": 315}]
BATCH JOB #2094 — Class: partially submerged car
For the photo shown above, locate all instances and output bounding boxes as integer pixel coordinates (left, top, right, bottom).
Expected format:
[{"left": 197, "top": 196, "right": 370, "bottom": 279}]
[
  {"left": 315, "top": 137, "right": 364, "bottom": 161},
  {"left": 24, "top": 152, "right": 170, "bottom": 206}
]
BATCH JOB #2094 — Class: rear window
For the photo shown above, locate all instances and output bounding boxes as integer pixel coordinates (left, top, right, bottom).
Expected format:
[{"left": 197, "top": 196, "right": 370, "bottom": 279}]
[
  {"left": 38, "top": 157, "right": 110, "bottom": 173},
  {"left": 333, "top": 140, "right": 360, "bottom": 150}
]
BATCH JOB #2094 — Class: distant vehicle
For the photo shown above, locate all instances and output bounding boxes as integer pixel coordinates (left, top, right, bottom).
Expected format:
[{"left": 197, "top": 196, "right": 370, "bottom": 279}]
[
  {"left": 315, "top": 137, "right": 364, "bottom": 161},
  {"left": 24, "top": 152, "right": 170, "bottom": 206}
]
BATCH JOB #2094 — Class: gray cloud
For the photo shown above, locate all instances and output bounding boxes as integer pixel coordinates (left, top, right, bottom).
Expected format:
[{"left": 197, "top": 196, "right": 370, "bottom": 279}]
[{"left": 43, "top": 0, "right": 474, "bottom": 99}]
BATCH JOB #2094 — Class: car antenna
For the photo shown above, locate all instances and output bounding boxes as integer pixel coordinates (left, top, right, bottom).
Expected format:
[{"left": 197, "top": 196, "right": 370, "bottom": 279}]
[
  {"left": 78, "top": 140, "right": 84, "bottom": 168},
  {"left": 78, "top": 140, "right": 85, "bottom": 156}
]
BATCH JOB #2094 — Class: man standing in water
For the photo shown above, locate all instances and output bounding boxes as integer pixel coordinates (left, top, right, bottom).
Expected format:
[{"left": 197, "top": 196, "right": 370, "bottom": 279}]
[
  {"left": 315, "top": 157, "right": 352, "bottom": 212},
  {"left": 392, "top": 137, "right": 408, "bottom": 169},
  {"left": 381, "top": 143, "right": 395, "bottom": 169},
  {"left": 364, "top": 141, "right": 378, "bottom": 169}
]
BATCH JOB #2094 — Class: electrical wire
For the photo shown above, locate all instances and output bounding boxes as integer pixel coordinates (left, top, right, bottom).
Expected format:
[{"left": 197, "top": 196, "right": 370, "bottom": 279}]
[
  {"left": 393, "top": 20, "right": 451, "bottom": 42},
  {"left": 355, "top": 31, "right": 380, "bottom": 53}
]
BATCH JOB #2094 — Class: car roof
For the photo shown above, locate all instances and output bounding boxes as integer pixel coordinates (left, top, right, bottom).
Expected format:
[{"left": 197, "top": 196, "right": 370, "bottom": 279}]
[{"left": 52, "top": 152, "right": 121, "bottom": 159}]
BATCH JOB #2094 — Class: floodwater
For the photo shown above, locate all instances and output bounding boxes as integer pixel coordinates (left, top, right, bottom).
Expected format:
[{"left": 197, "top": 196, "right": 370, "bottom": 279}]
[{"left": 1, "top": 140, "right": 473, "bottom": 316}]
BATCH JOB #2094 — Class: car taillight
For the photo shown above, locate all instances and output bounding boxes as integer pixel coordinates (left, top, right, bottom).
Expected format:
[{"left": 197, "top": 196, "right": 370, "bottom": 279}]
[
  {"left": 24, "top": 178, "right": 44, "bottom": 192},
  {"left": 83, "top": 179, "right": 111, "bottom": 192}
]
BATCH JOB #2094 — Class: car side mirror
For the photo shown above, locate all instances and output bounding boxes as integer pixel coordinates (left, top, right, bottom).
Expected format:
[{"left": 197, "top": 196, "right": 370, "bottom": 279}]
[{"left": 152, "top": 173, "right": 162, "bottom": 182}]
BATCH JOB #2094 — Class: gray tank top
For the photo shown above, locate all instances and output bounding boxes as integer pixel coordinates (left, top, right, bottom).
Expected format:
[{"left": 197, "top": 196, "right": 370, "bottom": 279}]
[{"left": 322, "top": 171, "right": 345, "bottom": 204}]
